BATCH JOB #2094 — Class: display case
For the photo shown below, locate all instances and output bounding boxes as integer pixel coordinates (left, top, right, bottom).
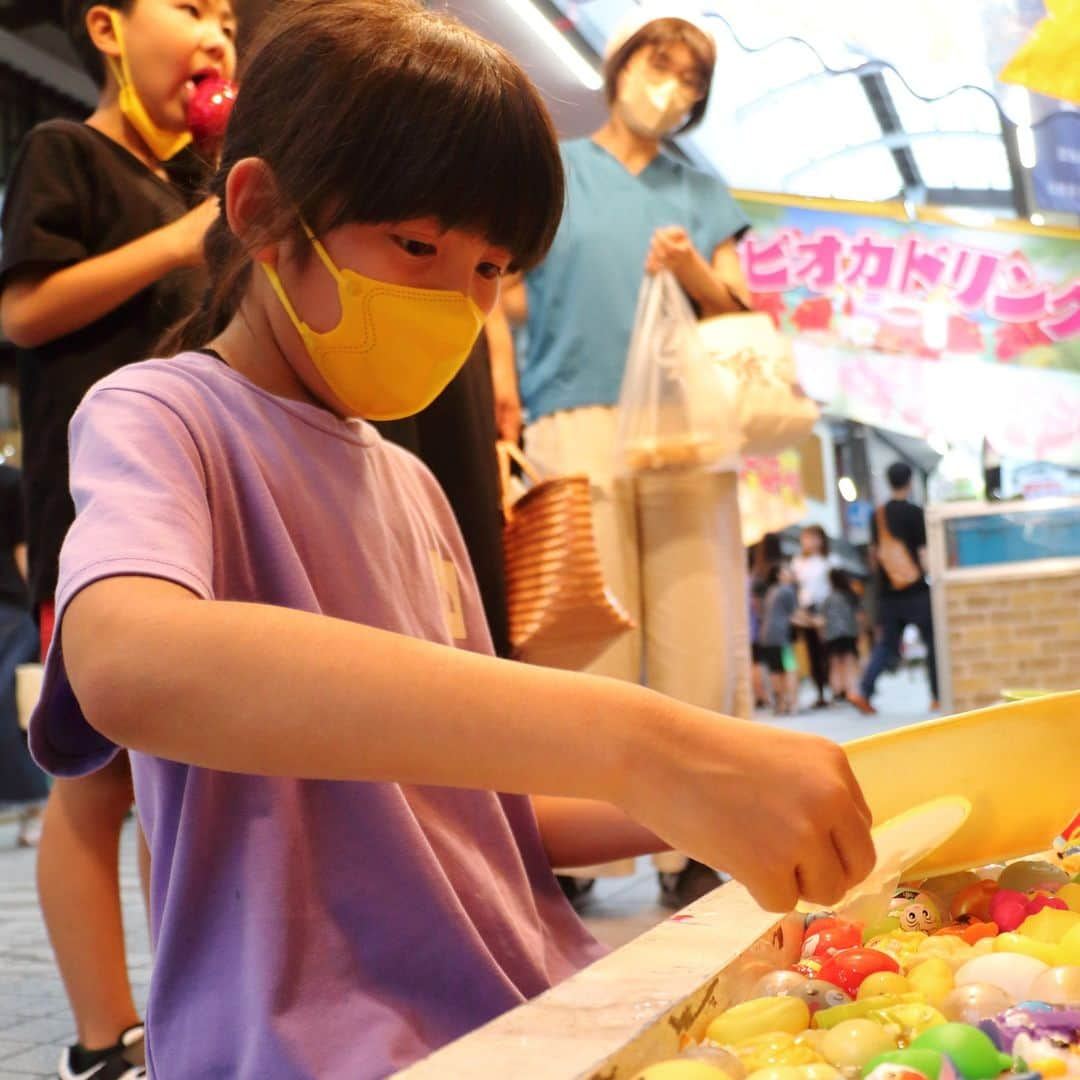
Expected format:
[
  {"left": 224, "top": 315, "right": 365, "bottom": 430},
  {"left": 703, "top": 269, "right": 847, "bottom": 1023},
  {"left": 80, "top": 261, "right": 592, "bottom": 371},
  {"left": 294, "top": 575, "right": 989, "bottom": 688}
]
[
  {"left": 926, "top": 497, "right": 1080, "bottom": 713},
  {"left": 398, "top": 692, "right": 1080, "bottom": 1079}
]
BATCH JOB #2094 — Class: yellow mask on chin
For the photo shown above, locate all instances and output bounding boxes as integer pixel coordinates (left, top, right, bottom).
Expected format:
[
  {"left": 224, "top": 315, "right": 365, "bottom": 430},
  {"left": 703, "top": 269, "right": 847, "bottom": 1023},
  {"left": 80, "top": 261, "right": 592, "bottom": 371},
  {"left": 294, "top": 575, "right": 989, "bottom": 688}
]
[
  {"left": 261, "top": 225, "right": 486, "bottom": 421},
  {"left": 106, "top": 11, "right": 192, "bottom": 162}
]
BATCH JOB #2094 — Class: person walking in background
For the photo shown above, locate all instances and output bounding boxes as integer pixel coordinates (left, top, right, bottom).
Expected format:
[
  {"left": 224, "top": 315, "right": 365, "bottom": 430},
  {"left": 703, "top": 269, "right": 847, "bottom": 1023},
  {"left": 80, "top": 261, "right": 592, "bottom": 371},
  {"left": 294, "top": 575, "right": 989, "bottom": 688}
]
[
  {"left": 820, "top": 568, "right": 862, "bottom": 706},
  {"left": 0, "top": 461, "right": 47, "bottom": 847},
  {"left": 850, "top": 462, "right": 939, "bottom": 715},
  {"left": 748, "top": 532, "right": 783, "bottom": 710},
  {"left": 757, "top": 563, "right": 798, "bottom": 714},
  {"left": 790, "top": 525, "right": 836, "bottom": 709}
]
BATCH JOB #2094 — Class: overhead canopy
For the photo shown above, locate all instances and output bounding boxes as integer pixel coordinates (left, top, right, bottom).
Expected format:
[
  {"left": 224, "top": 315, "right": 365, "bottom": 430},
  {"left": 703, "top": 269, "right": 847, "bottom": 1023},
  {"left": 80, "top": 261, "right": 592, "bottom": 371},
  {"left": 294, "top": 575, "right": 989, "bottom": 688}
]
[{"left": 553, "top": 0, "right": 1080, "bottom": 217}]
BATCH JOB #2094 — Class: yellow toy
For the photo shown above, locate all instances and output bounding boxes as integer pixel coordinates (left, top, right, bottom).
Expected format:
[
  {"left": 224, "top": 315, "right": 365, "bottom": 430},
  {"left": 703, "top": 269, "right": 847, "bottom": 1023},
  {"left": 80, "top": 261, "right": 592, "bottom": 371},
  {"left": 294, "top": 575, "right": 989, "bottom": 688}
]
[
  {"left": 821, "top": 1020, "right": 897, "bottom": 1069},
  {"left": 1018, "top": 906, "right": 1080, "bottom": 944},
  {"left": 870, "top": 1003, "right": 948, "bottom": 1044},
  {"left": 724, "top": 1033, "right": 822, "bottom": 1072},
  {"left": 906, "top": 958, "right": 955, "bottom": 1006},
  {"left": 858, "top": 973, "right": 912, "bottom": 1000},
  {"left": 707, "top": 998, "right": 811, "bottom": 1046},
  {"left": 745, "top": 1066, "right": 841, "bottom": 1080},
  {"left": 634, "top": 1061, "right": 734, "bottom": 1080},
  {"left": 813, "top": 994, "right": 924, "bottom": 1030}
]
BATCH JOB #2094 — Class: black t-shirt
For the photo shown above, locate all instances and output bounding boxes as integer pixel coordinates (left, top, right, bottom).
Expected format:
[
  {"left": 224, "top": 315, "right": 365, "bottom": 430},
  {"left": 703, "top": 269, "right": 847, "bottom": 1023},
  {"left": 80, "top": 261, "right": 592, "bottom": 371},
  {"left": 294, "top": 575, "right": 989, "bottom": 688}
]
[
  {"left": 872, "top": 497, "right": 928, "bottom": 594},
  {"left": 0, "top": 464, "right": 28, "bottom": 609},
  {"left": 0, "top": 120, "right": 205, "bottom": 605}
]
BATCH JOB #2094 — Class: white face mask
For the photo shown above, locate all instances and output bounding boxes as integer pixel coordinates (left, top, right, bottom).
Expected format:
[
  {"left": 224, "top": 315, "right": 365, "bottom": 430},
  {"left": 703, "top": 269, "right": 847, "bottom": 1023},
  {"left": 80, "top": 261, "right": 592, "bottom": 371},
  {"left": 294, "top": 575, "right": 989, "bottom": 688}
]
[{"left": 616, "top": 73, "right": 696, "bottom": 139}]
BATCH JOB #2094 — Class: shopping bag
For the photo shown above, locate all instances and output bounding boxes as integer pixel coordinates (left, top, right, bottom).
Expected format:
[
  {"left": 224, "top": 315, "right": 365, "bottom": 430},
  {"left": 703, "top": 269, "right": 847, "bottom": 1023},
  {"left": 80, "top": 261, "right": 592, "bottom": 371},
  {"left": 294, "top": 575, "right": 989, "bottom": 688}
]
[
  {"left": 698, "top": 312, "right": 820, "bottom": 456},
  {"left": 615, "top": 270, "right": 741, "bottom": 474},
  {"left": 496, "top": 440, "right": 634, "bottom": 670}
]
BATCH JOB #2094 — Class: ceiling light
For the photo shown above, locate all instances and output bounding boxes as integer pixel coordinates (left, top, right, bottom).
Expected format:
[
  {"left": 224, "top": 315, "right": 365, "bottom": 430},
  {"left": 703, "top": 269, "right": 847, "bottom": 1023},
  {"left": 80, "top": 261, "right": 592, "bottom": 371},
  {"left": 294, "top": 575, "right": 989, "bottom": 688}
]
[{"left": 502, "top": 0, "right": 603, "bottom": 90}]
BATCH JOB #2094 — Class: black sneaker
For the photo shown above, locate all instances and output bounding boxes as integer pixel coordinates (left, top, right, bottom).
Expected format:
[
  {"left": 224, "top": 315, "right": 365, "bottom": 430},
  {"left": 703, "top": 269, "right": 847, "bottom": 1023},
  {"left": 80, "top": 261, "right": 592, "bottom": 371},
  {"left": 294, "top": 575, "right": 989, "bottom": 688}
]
[
  {"left": 658, "top": 860, "right": 727, "bottom": 909},
  {"left": 557, "top": 875, "right": 596, "bottom": 912},
  {"left": 59, "top": 1023, "right": 145, "bottom": 1080}
]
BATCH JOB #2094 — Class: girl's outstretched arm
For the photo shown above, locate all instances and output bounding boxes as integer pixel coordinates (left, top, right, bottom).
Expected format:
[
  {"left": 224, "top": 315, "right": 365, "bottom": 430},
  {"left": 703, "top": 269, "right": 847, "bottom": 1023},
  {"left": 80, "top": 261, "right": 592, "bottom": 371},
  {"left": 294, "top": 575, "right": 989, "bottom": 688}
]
[{"left": 63, "top": 575, "right": 875, "bottom": 913}]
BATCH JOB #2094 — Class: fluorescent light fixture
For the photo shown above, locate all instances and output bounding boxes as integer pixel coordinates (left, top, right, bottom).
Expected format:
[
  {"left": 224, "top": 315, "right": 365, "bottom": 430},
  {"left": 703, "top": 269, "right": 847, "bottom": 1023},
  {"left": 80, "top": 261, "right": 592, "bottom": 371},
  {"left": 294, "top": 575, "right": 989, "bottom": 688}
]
[
  {"left": 502, "top": 0, "right": 603, "bottom": 90},
  {"left": 837, "top": 476, "right": 857, "bottom": 503},
  {"left": 1016, "top": 125, "right": 1038, "bottom": 169}
]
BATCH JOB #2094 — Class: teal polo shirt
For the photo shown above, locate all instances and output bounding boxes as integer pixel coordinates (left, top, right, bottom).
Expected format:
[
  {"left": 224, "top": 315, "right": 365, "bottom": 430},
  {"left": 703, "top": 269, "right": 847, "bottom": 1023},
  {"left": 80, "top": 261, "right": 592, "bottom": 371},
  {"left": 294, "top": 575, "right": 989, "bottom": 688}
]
[{"left": 521, "top": 138, "right": 750, "bottom": 423}]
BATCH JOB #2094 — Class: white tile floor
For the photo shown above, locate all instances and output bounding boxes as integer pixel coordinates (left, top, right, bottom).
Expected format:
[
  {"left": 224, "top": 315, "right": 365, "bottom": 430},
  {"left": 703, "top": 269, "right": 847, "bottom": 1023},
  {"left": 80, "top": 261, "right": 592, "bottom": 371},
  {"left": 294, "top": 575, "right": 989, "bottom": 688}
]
[{"left": 0, "top": 667, "right": 935, "bottom": 1077}]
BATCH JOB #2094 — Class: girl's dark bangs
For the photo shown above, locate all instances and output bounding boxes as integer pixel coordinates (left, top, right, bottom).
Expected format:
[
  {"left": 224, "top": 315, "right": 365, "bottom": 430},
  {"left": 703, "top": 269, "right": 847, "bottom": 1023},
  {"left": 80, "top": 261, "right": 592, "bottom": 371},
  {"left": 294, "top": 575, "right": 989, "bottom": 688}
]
[{"left": 314, "top": 31, "right": 563, "bottom": 270}]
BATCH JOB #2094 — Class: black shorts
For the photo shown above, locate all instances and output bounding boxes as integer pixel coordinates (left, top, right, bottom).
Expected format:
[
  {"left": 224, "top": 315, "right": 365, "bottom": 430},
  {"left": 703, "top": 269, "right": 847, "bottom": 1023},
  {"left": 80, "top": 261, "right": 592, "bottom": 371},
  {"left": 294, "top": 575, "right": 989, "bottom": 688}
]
[
  {"left": 827, "top": 636, "right": 858, "bottom": 658},
  {"left": 758, "top": 645, "right": 785, "bottom": 674}
]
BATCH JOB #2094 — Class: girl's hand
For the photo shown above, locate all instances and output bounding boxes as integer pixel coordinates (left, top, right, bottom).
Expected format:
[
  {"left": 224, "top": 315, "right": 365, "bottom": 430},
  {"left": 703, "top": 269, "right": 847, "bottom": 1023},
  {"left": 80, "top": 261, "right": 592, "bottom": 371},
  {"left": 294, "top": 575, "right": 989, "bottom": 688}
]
[
  {"left": 645, "top": 226, "right": 698, "bottom": 276},
  {"left": 618, "top": 705, "right": 876, "bottom": 913}
]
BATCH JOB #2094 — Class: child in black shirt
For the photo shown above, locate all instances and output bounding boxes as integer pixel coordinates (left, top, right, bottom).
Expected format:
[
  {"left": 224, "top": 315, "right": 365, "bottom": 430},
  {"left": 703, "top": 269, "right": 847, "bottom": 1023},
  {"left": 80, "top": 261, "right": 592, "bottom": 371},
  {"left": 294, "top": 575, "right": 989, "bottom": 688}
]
[{"left": 0, "top": 1, "right": 236, "bottom": 1074}]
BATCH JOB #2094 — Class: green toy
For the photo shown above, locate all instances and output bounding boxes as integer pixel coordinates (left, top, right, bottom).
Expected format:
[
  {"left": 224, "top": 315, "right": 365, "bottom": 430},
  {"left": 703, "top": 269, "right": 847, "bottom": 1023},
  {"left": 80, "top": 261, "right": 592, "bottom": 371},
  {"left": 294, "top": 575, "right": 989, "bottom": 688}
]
[
  {"left": 862, "top": 1048, "right": 947, "bottom": 1080},
  {"left": 910, "top": 1024, "right": 1012, "bottom": 1080}
]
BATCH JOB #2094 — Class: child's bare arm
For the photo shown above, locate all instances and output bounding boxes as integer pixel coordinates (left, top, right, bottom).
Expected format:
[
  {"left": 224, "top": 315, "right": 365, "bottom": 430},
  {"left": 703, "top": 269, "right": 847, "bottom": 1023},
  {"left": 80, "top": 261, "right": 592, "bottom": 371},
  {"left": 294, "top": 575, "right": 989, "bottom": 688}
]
[
  {"left": 0, "top": 198, "right": 217, "bottom": 349},
  {"left": 62, "top": 575, "right": 875, "bottom": 912},
  {"left": 531, "top": 796, "right": 669, "bottom": 867}
]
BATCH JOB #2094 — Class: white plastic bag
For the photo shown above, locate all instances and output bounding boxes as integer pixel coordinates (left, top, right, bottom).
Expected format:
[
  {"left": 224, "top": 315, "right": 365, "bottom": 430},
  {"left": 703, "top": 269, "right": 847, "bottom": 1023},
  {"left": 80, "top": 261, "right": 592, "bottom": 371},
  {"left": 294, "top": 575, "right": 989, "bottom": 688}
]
[
  {"left": 698, "top": 312, "right": 820, "bottom": 456},
  {"left": 615, "top": 271, "right": 741, "bottom": 474}
]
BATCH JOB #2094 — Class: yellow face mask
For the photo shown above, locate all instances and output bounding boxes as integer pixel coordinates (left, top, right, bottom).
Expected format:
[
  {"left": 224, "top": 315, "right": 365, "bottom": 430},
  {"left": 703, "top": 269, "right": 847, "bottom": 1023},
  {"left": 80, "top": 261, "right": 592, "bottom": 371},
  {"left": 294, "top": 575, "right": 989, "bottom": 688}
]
[
  {"left": 261, "top": 226, "right": 486, "bottom": 421},
  {"left": 106, "top": 11, "right": 192, "bottom": 162}
]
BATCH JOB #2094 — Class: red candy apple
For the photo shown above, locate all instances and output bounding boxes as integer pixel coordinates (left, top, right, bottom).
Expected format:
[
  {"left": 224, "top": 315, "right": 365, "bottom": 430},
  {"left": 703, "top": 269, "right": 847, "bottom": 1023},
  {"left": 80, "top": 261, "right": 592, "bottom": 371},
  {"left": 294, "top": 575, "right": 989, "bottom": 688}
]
[{"left": 186, "top": 75, "right": 238, "bottom": 152}]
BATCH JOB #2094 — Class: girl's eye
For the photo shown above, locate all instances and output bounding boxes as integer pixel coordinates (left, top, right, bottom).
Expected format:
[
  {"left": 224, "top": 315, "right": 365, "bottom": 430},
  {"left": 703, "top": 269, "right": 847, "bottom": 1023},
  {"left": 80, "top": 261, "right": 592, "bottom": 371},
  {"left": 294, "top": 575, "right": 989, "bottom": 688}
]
[
  {"left": 394, "top": 237, "right": 436, "bottom": 258},
  {"left": 477, "top": 262, "right": 504, "bottom": 281},
  {"left": 179, "top": 3, "right": 200, "bottom": 17}
]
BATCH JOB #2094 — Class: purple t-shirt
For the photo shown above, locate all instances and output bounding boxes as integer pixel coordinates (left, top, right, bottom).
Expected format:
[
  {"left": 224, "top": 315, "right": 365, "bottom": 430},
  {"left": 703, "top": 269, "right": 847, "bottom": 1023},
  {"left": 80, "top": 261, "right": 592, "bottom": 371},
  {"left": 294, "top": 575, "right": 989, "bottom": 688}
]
[{"left": 30, "top": 352, "right": 604, "bottom": 1079}]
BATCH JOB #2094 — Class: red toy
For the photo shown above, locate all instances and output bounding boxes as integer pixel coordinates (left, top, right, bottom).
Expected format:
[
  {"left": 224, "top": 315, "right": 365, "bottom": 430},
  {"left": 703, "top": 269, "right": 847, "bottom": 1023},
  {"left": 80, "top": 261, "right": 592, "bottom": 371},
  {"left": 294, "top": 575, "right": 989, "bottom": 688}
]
[
  {"left": 950, "top": 880, "right": 999, "bottom": 923},
  {"left": 988, "top": 888, "right": 1068, "bottom": 932},
  {"left": 818, "top": 948, "right": 900, "bottom": 996},
  {"left": 802, "top": 918, "right": 863, "bottom": 959}
]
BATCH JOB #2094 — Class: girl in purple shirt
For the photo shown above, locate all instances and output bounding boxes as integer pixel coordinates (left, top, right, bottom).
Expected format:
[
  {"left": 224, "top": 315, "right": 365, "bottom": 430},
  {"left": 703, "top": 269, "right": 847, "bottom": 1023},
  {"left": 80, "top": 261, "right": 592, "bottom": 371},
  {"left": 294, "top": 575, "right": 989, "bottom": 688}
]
[{"left": 30, "top": 2, "right": 875, "bottom": 1076}]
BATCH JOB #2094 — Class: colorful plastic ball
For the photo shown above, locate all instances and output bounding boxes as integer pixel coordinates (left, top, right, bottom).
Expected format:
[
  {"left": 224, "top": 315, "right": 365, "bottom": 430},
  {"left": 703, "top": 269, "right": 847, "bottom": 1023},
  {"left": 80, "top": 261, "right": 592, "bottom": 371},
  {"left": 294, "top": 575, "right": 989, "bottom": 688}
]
[
  {"left": 727, "top": 1033, "right": 821, "bottom": 1072},
  {"left": 745, "top": 1067, "right": 841, "bottom": 1080},
  {"left": 858, "top": 972, "right": 912, "bottom": 1000},
  {"left": 821, "top": 1020, "right": 897, "bottom": 1069},
  {"left": 954, "top": 953, "right": 1048, "bottom": 1001},
  {"left": 683, "top": 1046, "right": 748, "bottom": 1079},
  {"left": 909, "top": 1024, "right": 1012, "bottom": 1080},
  {"left": 863, "top": 1048, "right": 949, "bottom": 1080},
  {"left": 634, "top": 1061, "right": 735, "bottom": 1080},
  {"left": 870, "top": 1003, "right": 947, "bottom": 1043},
  {"left": 1018, "top": 907, "right": 1080, "bottom": 944},
  {"left": 988, "top": 890, "right": 1030, "bottom": 933},
  {"left": 996, "top": 860, "right": 1070, "bottom": 893},
  {"left": 906, "top": 958, "right": 955, "bottom": 1007},
  {"left": 891, "top": 891, "right": 944, "bottom": 934},
  {"left": 1028, "top": 964, "right": 1080, "bottom": 1005},
  {"left": 950, "top": 881, "right": 999, "bottom": 924},
  {"left": 919, "top": 872, "right": 978, "bottom": 908},
  {"left": 705, "top": 997, "right": 811, "bottom": 1046},
  {"left": 938, "top": 983, "right": 1014, "bottom": 1024},
  {"left": 803, "top": 921, "right": 864, "bottom": 959},
  {"left": 750, "top": 970, "right": 809, "bottom": 1000},
  {"left": 819, "top": 949, "right": 900, "bottom": 996},
  {"left": 787, "top": 980, "right": 852, "bottom": 1015}
]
